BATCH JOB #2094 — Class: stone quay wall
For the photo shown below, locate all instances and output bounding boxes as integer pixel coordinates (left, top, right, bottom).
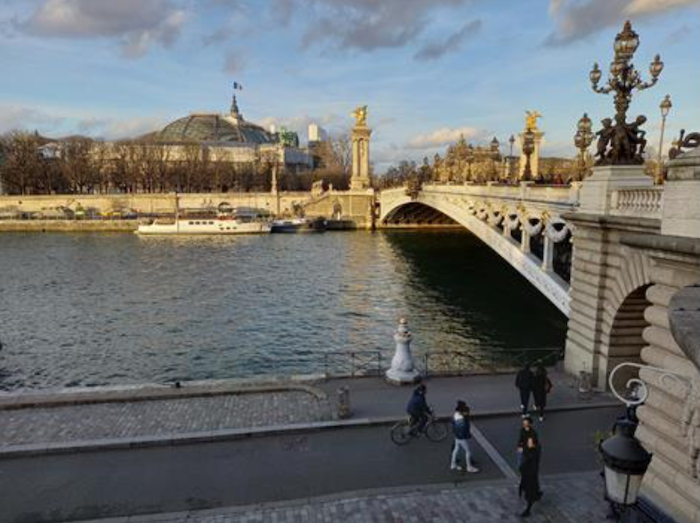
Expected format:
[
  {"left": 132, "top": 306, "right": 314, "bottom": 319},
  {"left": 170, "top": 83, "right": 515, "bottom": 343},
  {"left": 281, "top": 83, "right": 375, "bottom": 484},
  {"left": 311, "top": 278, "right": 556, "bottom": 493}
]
[
  {"left": 0, "top": 189, "right": 378, "bottom": 230},
  {"left": 0, "top": 192, "right": 313, "bottom": 216},
  {"left": 0, "top": 220, "right": 139, "bottom": 232}
]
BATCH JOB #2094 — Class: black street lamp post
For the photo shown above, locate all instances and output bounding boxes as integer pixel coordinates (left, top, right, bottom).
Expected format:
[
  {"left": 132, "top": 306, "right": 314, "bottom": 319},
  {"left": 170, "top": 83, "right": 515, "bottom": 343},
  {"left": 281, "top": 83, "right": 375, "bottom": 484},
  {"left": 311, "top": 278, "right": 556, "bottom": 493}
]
[
  {"left": 574, "top": 113, "right": 594, "bottom": 181},
  {"left": 589, "top": 21, "right": 664, "bottom": 165},
  {"left": 656, "top": 94, "right": 672, "bottom": 184},
  {"left": 599, "top": 418, "right": 653, "bottom": 521}
]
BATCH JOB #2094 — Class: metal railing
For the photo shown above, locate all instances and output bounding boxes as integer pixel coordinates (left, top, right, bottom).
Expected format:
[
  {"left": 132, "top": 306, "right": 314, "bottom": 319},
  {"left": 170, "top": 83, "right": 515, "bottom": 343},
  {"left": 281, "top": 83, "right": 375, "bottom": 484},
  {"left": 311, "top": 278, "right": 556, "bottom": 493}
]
[
  {"left": 417, "top": 346, "right": 563, "bottom": 378},
  {"left": 280, "top": 346, "right": 564, "bottom": 379},
  {"left": 321, "top": 351, "right": 383, "bottom": 377}
]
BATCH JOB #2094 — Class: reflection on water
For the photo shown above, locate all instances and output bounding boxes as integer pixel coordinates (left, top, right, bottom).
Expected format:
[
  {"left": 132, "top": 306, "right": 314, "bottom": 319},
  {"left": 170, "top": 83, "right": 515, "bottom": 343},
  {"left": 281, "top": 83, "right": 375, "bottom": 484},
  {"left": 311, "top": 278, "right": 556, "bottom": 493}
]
[{"left": 0, "top": 231, "right": 566, "bottom": 391}]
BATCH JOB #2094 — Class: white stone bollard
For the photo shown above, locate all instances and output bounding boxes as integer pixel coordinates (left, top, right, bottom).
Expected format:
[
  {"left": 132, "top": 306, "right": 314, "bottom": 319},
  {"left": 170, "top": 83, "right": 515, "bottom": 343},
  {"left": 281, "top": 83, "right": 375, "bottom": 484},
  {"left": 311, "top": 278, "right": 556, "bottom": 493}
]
[{"left": 385, "top": 318, "right": 420, "bottom": 385}]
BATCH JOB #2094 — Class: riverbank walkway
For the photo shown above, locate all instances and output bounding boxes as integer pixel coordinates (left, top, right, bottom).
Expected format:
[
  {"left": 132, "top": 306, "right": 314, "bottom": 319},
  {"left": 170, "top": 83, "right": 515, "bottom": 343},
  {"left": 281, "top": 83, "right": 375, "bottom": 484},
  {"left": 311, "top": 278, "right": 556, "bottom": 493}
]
[
  {"left": 69, "top": 472, "right": 606, "bottom": 523},
  {"left": 2, "top": 406, "right": 619, "bottom": 523},
  {"left": 0, "top": 370, "right": 615, "bottom": 456},
  {"left": 0, "top": 372, "right": 623, "bottom": 522}
]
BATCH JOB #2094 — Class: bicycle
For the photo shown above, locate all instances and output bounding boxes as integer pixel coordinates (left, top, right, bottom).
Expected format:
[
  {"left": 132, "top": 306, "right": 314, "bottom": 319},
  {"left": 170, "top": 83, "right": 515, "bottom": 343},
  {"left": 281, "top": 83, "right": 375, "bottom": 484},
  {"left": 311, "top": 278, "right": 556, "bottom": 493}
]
[{"left": 390, "top": 410, "right": 448, "bottom": 445}]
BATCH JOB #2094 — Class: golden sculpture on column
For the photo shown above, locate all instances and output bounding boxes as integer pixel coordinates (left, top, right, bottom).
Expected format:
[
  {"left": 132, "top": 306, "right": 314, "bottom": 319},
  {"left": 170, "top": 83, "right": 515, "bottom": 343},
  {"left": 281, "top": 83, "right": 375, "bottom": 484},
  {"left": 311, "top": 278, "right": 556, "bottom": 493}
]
[
  {"left": 350, "top": 105, "right": 372, "bottom": 190},
  {"left": 519, "top": 111, "right": 545, "bottom": 180}
]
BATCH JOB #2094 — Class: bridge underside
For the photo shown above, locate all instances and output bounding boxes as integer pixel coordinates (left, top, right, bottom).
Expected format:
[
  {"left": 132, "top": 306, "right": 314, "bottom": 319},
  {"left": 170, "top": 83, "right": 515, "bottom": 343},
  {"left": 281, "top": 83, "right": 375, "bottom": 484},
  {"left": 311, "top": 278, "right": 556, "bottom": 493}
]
[
  {"left": 380, "top": 196, "right": 571, "bottom": 316},
  {"left": 383, "top": 202, "right": 458, "bottom": 227}
]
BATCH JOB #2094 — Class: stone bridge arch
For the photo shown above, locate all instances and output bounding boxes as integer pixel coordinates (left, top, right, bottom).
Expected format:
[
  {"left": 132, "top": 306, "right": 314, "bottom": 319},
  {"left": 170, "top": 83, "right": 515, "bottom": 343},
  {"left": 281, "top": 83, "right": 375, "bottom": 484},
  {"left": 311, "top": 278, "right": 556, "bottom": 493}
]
[
  {"left": 564, "top": 214, "right": 655, "bottom": 388},
  {"left": 380, "top": 189, "right": 572, "bottom": 316}
]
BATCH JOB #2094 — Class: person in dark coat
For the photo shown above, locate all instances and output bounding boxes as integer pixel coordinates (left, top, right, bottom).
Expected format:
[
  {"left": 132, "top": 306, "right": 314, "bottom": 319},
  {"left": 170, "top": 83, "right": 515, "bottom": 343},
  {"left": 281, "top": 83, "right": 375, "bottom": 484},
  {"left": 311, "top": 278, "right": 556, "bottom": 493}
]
[
  {"left": 532, "top": 366, "right": 552, "bottom": 421},
  {"left": 515, "top": 364, "right": 534, "bottom": 416},
  {"left": 517, "top": 416, "right": 542, "bottom": 518},
  {"left": 406, "top": 384, "right": 431, "bottom": 433}
]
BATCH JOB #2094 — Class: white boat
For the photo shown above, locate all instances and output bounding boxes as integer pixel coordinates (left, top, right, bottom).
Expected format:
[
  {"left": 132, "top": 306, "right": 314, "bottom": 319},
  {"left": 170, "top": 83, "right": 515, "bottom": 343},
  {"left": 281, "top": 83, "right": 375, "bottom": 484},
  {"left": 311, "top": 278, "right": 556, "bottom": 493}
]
[
  {"left": 137, "top": 202, "right": 271, "bottom": 235},
  {"left": 137, "top": 216, "right": 271, "bottom": 235}
]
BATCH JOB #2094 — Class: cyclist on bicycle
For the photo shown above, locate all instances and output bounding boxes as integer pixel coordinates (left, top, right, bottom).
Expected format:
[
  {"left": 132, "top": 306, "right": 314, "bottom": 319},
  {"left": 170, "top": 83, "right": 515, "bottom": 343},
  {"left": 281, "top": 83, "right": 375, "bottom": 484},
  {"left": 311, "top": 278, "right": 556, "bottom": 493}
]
[{"left": 406, "top": 383, "right": 431, "bottom": 434}]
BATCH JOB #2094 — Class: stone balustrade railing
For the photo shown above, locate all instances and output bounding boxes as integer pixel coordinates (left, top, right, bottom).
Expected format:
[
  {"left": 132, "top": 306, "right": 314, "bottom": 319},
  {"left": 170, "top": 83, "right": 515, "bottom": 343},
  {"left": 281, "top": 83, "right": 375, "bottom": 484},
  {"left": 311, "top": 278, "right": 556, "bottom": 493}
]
[
  {"left": 417, "top": 182, "right": 579, "bottom": 213},
  {"left": 610, "top": 186, "right": 664, "bottom": 218}
]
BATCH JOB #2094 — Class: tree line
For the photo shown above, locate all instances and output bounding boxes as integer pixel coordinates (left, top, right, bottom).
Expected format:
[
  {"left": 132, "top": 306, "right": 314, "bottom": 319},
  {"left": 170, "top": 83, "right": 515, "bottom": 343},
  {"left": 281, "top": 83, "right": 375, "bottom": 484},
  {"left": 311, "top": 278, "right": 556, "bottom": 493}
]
[{"left": 0, "top": 131, "right": 352, "bottom": 195}]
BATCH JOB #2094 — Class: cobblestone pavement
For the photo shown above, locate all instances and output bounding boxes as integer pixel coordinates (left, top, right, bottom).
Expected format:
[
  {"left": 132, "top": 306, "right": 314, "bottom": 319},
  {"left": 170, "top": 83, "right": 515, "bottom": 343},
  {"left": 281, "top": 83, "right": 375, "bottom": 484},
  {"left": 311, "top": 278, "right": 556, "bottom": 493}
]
[
  {"left": 72, "top": 473, "right": 606, "bottom": 523},
  {"left": 0, "top": 390, "right": 330, "bottom": 446}
]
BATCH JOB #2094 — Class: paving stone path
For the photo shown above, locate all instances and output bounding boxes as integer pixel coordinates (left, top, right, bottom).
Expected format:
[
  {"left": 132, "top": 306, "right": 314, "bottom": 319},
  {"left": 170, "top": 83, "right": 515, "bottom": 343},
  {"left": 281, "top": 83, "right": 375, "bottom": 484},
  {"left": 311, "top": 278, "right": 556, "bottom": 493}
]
[
  {"left": 0, "top": 390, "right": 331, "bottom": 446},
  {"left": 72, "top": 473, "right": 606, "bottom": 523}
]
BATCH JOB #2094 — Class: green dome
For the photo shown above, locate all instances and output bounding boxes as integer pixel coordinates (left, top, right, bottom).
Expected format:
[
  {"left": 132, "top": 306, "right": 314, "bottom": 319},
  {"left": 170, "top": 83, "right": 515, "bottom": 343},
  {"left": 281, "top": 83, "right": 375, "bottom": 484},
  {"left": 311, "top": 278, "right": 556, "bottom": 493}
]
[{"left": 157, "top": 113, "right": 274, "bottom": 145}]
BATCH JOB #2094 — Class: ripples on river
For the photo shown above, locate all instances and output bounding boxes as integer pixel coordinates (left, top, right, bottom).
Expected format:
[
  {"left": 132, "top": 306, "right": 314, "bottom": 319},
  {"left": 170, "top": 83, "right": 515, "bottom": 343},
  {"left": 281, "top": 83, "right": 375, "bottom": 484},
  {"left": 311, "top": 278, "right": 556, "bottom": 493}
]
[{"left": 0, "top": 231, "right": 567, "bottom": 391}]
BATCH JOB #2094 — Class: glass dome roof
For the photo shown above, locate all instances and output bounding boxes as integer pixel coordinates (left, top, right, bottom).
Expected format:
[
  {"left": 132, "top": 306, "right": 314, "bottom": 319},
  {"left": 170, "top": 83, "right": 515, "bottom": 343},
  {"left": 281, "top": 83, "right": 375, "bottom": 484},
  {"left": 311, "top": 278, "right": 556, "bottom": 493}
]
[{"left": 157, "top": 114, "right": 274, "bottom": 145}]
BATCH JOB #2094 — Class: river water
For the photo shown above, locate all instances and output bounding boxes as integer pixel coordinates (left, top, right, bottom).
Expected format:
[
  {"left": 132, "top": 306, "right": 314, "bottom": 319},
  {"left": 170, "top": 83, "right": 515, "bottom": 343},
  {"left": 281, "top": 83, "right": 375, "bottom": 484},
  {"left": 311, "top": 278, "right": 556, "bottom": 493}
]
[{"left": 0, "top": 231, "right": 567, "bottom": 391}]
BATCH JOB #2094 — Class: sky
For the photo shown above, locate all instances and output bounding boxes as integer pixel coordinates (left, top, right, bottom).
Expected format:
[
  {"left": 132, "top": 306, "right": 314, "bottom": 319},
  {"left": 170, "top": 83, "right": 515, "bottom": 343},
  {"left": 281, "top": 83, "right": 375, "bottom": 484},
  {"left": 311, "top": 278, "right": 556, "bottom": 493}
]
[{"left": 0, "top": 0, "right": 699, "bottom": 172}]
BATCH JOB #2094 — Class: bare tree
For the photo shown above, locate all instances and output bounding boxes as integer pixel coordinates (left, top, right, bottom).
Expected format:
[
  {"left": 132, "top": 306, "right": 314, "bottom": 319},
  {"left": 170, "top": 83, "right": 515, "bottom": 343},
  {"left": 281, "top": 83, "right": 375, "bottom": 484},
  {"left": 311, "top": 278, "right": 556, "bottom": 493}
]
[{"left": 0, "top": 132, "right": 44, "bottom": 195}]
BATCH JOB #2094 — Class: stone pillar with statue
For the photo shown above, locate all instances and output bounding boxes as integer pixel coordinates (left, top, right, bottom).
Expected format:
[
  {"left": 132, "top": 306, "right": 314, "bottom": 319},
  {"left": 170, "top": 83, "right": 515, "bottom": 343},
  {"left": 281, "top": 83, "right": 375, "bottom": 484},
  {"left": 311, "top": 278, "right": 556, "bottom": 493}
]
[
  {"left": 519, "top": 111, "right": 544, "bottom": 180},
  {"left": 350, "top": 105, "right": 372, "bottom": 190}
]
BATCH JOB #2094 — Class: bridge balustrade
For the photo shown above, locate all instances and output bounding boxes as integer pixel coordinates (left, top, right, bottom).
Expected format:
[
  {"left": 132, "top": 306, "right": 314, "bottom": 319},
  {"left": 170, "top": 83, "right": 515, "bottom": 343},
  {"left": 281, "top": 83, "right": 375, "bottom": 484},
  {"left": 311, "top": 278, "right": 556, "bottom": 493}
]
[{"left": 610, "top": 186, "right": 664, "bottom": 219}]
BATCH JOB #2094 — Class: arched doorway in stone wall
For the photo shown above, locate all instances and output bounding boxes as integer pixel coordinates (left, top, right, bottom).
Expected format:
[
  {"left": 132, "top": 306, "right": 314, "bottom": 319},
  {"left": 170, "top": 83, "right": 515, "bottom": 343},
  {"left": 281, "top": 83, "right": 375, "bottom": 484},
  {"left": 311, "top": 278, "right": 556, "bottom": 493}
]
[{"left": 605, "top": 284, "right": 652, "bottom": 394}]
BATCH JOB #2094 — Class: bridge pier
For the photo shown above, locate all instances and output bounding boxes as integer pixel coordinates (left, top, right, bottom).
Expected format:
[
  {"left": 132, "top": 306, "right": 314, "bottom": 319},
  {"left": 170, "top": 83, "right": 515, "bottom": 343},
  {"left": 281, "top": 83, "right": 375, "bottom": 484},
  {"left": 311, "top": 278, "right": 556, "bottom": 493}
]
[
  {"left": 562, "top": 150, "right": 700, "bottom": 523},
  {"left": 563, "top": 165, "right": 658, "bottom": 388}
]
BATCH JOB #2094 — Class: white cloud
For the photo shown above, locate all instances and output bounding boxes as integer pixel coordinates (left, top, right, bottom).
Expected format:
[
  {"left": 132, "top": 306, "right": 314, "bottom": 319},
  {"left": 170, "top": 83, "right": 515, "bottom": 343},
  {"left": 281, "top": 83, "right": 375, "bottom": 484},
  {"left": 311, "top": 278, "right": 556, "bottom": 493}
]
[
  {"left": 407, "top": 126, "right": 482, "bottom": 150},
  {"left": 0, "top": 104, "right": 166, "bottom": 140},
  {"left": 80, "top": 116, "right": 167, "bottom": 140},
  {"left": 625, "top": 0, "right": 699, "bottom": 15},
  {"left": 0, "top": 105, "right": 65, "bottom": 134},
  {"left": 275, "top": 0, "right": 470, "bottom": 54},
  {"left": 546, "top": 0, "right": 700, "bottom": 45},
  {"left": 414, "top": 19, "right": 482, "bottom": 61},
  {"left": 21, "top": 0, "right": 186, "bottom": 57}
]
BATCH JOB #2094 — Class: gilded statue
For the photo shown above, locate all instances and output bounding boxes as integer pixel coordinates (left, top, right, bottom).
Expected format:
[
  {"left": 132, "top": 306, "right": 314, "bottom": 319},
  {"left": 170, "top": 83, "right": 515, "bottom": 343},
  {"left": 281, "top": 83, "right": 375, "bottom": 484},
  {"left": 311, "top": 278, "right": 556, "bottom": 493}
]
[
  {"left": 525, "top": 110, "right": 542, "bottom": 131},
  {"left": 352, "top": 105, "right": 368, "bottom": 127}
]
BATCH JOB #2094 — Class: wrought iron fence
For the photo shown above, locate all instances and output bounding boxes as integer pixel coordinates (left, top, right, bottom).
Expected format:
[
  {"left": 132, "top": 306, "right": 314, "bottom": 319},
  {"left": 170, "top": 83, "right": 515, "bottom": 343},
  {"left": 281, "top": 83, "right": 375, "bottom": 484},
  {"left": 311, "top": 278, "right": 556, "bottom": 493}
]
[
  {"left": 321, "top": 351, "right": 384, "bottom": 377},
  {"left": 300, "top": 346, "right": 564, "bottom": 379},
  {"left": 418, "top": 346, "right": 563, "bottom": 378}
]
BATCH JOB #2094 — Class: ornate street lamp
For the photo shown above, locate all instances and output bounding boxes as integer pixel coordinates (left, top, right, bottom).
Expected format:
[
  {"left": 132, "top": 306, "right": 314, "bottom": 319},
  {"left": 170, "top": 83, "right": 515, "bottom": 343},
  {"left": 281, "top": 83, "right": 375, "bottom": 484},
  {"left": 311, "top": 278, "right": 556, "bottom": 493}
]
[
  {"left": 589, "top": 21, "right": 664, "bottom": 165},
  {"left": 508, "top": 135, "right": 516, "bottom": 182},
  {"left": 656, "top": 94, "right": 672, "bottom": 184},
  {"left": 466, "top": 144, "right": 475, "bottom": 181},
  {"left": 522, "top": 129, "right": 535, "bottom": 182},
  {"left": 599, "top": 418, "right": 652, "bottom": 516},
  {"left": 509, "top": 135, "right": 515, "bottom": 157},
  {"left": 574, "top": 113, "right": 594, "bottom": 181},
  {"left": 490, "top": 137, "right": 501, "bottom": 181}
]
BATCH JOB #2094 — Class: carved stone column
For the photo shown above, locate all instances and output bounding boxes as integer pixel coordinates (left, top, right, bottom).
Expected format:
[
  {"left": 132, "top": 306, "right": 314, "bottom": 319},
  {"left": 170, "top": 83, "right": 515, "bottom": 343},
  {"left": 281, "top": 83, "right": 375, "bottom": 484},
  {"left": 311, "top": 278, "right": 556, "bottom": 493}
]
[
  {"left": 351, "top": 125, "right": 372, "bottom": 190},
  {"left": 521, "top": 229, "right": 531, "bottom": 254},
  {"left": 541, "top": 235, "right": 554, "bottom": 272},
  {"left": 519, "top": 129, "right": 544, "bottom": 180}
]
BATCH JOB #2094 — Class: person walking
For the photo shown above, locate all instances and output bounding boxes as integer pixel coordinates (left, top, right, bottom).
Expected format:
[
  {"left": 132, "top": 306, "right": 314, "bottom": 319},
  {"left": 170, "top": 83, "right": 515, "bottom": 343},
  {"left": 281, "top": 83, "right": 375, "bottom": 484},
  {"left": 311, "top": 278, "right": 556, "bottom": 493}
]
[
  {"left": 450, "top": 401, "right": 479, "bottom": 473},
  {"left": 517, "top": 416, "right": 543, "bottom": 518},
  {"left": 532, "top": 365, "right": 552, "bottom": 421},
  {"left": 515, "top": 364, "right": 534, "bottom": 416}
]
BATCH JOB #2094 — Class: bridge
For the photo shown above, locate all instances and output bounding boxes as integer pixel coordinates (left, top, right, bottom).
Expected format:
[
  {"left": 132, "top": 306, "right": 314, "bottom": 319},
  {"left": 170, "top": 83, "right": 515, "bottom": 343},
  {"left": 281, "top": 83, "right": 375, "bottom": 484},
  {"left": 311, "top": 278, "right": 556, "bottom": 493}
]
[
  {"left": 379, "top": 182, "right": 580, "bottom": 316},
  {"left": 376, "top": 153, "right": 700, "bottom": 523}
]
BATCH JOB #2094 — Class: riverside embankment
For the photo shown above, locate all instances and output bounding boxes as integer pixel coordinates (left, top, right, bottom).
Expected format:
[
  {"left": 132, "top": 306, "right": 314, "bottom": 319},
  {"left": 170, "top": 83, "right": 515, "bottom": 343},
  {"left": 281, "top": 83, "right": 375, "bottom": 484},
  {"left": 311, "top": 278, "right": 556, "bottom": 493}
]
[
  {"left": 0, "top": 373, "right": 620, "bottom": 523},
  {"left": 0, "top": 219, "right": 139, "bottom": 232}
]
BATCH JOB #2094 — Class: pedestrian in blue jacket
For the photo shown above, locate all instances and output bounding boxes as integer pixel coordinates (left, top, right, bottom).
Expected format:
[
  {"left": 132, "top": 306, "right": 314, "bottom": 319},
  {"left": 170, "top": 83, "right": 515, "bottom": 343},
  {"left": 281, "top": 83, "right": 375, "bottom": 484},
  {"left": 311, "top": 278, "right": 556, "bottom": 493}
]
[{"left": 450, "top": 401, "right": 479, "bottom": 473}]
